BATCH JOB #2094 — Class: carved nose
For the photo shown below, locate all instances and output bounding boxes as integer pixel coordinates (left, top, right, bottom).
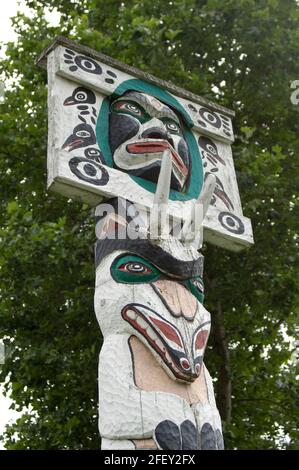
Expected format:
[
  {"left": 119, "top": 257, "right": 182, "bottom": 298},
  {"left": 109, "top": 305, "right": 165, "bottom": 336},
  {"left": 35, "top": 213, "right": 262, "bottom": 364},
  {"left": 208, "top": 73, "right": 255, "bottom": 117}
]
[
  {"left": 152, "top": 280, "right": 197, "bottom": 320},
  {"left": 141, "top": 126, "right": 169, "bottom": 141}
]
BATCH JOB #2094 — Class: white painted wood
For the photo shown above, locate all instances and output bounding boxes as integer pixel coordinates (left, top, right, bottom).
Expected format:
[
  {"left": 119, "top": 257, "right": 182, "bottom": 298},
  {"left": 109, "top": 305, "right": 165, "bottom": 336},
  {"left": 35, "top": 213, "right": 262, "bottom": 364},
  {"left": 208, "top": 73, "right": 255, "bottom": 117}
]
[
  {"left": 177, "top": 95, "right": 234, "bottom": 143},
  {"left": 54, "top": 45, "right": 234, "bottom": 144},
  {"left": 46, "top": 44, "right": 253, "bottom": 251},
  {"left": 51, "top": 148, "right": 253, "bottom": 250},
  {"left": 55, "top": 45, "right": 133, "bottom": 98},
  {"left": 95, "top": 249, "right": 223, "bottom": 449}
]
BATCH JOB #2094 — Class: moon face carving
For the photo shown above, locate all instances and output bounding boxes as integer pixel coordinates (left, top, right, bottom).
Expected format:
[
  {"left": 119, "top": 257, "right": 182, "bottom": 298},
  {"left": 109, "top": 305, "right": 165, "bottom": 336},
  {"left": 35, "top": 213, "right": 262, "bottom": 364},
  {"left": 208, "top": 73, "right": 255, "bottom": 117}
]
[{"left": 108, "top": 91, "right": 191, "bottom": 192}]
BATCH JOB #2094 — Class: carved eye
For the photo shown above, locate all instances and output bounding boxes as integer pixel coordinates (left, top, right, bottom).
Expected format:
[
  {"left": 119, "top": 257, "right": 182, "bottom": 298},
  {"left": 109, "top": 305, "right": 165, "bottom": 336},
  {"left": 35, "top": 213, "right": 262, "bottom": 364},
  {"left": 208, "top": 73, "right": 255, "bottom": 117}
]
[
  {"left": 164, "top": 120, "right": 181, "bottom": 134},
  {"left": 192, "top": 279, "right": 204, "bottom": 293},
  {"left": 114, "top": 101, "right": 144, "bottom": 117},
  {"left": 75, "top": 91, "right": 87, "bottom": 101},
  {"left": 125, "top": 103, "right": 142, "bottom": 114},
  {"left": 198, "top": 107, "right": 221, "bottom": 129},
  {"left": 76, "top": 130, "right": 91, "bottom": 138},
  {"left": 119, "top": 262, "right": 152, "bottom": 274},
  {"left": 206, "top": 143, "right": 217, "bottom": 154},
  {"left": 75, "top": 56, "right": 102, "bottom": 74},
  {"left": 111, "top": 254, "right": 161, "bottom": 284},
  {"left": 185, "top": 277, "right": 204, "bottom": 304}
]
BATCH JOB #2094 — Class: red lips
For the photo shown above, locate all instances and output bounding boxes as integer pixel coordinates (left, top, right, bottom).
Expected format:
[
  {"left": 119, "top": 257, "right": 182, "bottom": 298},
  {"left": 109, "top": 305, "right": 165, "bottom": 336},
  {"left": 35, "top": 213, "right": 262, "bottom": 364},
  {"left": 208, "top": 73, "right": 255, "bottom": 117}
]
[{"left": 126, "top": 141, "right": 188, "bottom": 176}]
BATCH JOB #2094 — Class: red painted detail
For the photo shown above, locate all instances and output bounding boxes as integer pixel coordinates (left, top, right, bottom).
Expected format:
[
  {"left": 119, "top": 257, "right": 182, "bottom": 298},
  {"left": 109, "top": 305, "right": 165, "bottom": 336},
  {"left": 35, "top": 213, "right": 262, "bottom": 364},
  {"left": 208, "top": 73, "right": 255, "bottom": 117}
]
[
  {"left": 180, "top": 358, "right": 191, "bottom": 370},
  {"left": 63, "top": 139, "right": 83, "bottom": 150},
  {"left": 118, "top": 263, "right": 151, "bottom": 274},
  {"left": 126, "top": 142, "right": 188, "bottom": 176},
  {"left": 149, "top": 316, "right": 182, "bottom": 347},
  {"left": 195, "top": 329, "right": 209, "bottom": 351}
]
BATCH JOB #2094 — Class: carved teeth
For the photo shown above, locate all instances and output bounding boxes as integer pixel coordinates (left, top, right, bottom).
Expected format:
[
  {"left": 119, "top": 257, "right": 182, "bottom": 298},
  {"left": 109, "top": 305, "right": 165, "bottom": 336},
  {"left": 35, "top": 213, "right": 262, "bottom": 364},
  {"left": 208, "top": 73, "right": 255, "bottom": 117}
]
[
  {"left": 136, "top": 316, "right": 147, "bottom": 329},
  {"left": 147, "top": 327, "right": 157, "bottom": 341},
  {"left": 126, "top": 309, "right": 137, "bottom": 320}
]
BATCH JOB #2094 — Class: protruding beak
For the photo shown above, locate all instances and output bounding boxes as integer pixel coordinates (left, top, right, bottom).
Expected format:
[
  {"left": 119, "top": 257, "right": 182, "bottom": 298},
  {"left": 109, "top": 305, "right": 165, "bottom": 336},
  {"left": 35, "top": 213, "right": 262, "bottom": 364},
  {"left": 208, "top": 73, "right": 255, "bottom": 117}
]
[
  {"left": 63, "top": 96, "right": 75, "bottom": 106},
  {"left": 62, "top": 137, "right": 83, "bottom": 151}
]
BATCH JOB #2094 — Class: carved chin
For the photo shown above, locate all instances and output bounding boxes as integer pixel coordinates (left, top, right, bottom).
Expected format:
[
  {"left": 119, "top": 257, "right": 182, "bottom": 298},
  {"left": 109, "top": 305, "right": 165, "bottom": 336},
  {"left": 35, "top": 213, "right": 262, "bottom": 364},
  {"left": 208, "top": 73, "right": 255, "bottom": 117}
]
[{"left": 122, "top": 304, "right": 200, "bottom": 383}]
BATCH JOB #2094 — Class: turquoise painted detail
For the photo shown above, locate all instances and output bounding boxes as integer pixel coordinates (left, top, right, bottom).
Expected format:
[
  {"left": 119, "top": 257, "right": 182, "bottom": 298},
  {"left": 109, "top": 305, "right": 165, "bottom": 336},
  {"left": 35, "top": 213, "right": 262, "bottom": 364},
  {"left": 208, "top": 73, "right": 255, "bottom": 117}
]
[
  {"left": 111, "top": 253, "right": 205, "bottom": 303},
  {"left": 184, "top": 277, "right": 205, "bottom": 304},
  {"left": 111, "top": 254, "right": 161, "bottom": 284},
  {"left": 96, "top": 78, "right": 204, "bottom": 201}
]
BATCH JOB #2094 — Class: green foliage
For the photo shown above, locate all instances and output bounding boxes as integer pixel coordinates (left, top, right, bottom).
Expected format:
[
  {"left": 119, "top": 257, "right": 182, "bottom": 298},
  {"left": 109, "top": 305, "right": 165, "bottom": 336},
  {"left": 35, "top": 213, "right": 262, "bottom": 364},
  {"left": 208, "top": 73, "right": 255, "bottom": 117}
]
[{"left": 0, "top": 0, "right": 298, "bottom": 449}]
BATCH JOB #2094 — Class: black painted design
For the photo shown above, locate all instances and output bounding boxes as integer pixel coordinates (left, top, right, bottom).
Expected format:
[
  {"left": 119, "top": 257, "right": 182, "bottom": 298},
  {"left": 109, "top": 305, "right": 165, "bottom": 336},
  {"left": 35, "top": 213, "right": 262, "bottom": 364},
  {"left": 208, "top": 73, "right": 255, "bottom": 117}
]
[
  {"left": 154, "top": 420, "right": 181, "bottom": 450},
  {"left": 95, "top": 198, "right": 204, "bottom": 277},
  {"left": 218, "top": 211, "right": 245, "bottom": 234},
  {"left": 198, "top": 136, "right": 226, "bottom": 167},
  {"left": 69, "top": 157, "right": 109, "bottom": 186},
  {"left": 181, "top": 420, "right": 198, "bottom": 450},
  {"left": 109, "top": 93, "right": 191, "bottom": 191},
  {"left": 96, "top": 238, "right": 204, "bottom": 278},
  {"left": 154, "top": 420, "right": 198, "bottom": 450},
  {"left": 198, "top": 107, "right": 221, "bottom": 129},
  {"left": 216, "top": 429, "right": 225, "bottom": 450},
  {"left": 63, "top": 49, "right": 102, "bottom": 75},
  {"left": 109, "top": 113, "right": 139, "bottom": 154},
  {"left": 205, "top": 172, "right": 234, "bottom": 211},
  {"left": 199, "top": 423, "right": 224, "bottom": 450},
  {"left": 107, "top": 70, "right": 117, "bottom": 78},
  {"left": 195, "top": 108, "right": 232, "bottom": 137},
  {"left": 178, "top": 138, "right": 191, "bottom": 171},
  {"left": 187, "top": 103, "right": 197, "bottom": 112},
  {"left": 62, "top": 124, "right": 96, "bottom": 151},
  {"left": 105, "top": 78, "right": 115, "bottom": 84},
  {"left": 200, "top": 423, "right": 217, "bottom": 450},
  {"left": 63, "top": 87, "right": 96, "bottom": 106},
  {"left": 63, "top": 86, "right": 97, "bottom": 125},
  {"left": 84, "top": 147, "right": 104, "bottom": 163}
]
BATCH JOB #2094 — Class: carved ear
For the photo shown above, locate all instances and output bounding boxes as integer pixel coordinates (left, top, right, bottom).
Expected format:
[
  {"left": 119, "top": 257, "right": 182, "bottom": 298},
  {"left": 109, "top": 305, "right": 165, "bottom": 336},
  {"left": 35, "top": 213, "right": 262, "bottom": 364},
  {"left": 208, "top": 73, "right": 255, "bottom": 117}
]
[{"left": 150, "top": 149, "right": 172, "bottom": 239}]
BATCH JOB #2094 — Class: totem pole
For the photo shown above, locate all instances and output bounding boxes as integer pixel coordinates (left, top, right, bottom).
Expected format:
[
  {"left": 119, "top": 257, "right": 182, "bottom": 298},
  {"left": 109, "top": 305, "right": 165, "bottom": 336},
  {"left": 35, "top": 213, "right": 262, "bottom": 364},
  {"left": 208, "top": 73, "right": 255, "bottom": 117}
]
[{"left": 38, "top": 37, "right": 253, "bottom": 450}]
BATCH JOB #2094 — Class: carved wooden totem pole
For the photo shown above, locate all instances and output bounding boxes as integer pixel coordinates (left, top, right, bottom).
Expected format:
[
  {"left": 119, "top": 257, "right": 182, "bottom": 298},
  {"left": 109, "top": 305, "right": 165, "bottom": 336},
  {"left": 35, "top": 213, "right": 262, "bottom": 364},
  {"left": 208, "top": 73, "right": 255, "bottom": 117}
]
[{"left": 38, "top": 37, "right": 253, "bottom": 450}]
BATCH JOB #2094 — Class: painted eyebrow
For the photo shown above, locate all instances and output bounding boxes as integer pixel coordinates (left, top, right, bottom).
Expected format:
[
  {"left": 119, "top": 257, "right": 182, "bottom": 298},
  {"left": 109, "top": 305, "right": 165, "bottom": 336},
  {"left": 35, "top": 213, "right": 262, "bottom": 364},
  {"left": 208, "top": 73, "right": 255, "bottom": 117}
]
[
  {"left": 111, "top": 98, "right": 147, "bottom": 112},
  {"left": 113, "top": 93, "right": 181, "bottom": 125}
]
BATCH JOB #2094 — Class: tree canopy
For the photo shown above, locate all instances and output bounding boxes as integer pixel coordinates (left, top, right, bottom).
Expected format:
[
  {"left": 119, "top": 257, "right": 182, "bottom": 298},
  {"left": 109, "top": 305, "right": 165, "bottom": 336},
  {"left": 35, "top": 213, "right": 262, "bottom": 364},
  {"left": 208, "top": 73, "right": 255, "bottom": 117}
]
[{"left": 0, "top": 0, "right": 298, "bottom": 449}]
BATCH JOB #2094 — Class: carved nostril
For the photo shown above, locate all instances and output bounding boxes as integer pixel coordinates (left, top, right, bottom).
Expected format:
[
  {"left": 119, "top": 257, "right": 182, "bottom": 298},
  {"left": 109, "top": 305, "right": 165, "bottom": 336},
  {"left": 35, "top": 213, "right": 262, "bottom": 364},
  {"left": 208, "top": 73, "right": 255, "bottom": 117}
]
[
  {"left": 141, "top": 127, "right": 175, "bottom": 148},
  {"left": 141, "top": 127, "right": 168, "bottom": 140}
]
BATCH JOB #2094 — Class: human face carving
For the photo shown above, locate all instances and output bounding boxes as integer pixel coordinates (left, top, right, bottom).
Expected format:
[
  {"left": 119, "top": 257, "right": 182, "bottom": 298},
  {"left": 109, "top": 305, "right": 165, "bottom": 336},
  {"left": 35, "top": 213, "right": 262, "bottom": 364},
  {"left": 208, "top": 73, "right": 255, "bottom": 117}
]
[{"left": 108, "top": 92, "right": 191, "bottom": 192}]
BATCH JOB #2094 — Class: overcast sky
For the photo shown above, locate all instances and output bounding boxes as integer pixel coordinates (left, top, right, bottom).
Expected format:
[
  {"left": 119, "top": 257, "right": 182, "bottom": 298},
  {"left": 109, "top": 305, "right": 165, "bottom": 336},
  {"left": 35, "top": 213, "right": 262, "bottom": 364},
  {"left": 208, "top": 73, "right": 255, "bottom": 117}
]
[
  {"left": 0, "top": 0, "right": 19, "bottom": 43},
  {"left": 0, "top": 1, "right": 39, "bottom": 448},
  {"left": 0, "top": 0, "right": 62, "bottom": 448},
  {"left": 0, "top": 2, "right": 20, "bottom": 449}
]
